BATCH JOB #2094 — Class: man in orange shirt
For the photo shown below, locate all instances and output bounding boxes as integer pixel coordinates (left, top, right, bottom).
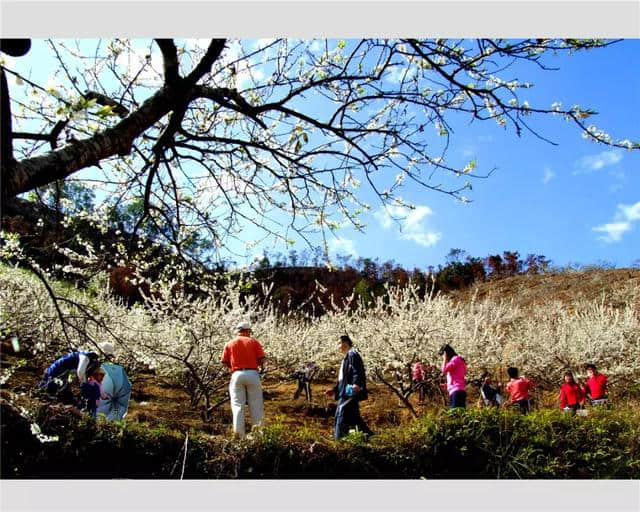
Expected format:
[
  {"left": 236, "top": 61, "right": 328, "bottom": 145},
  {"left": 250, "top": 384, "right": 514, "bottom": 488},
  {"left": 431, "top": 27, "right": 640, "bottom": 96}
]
[{"left": 221, "top": 320, "right": 266, "bottom": 437}]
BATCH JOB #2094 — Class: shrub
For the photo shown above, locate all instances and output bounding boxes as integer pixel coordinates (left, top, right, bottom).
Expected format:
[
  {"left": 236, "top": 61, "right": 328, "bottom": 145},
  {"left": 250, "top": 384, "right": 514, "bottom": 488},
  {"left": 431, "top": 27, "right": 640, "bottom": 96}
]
[{"left": 3, "top": 403, "right": 639, "bottom": 478}]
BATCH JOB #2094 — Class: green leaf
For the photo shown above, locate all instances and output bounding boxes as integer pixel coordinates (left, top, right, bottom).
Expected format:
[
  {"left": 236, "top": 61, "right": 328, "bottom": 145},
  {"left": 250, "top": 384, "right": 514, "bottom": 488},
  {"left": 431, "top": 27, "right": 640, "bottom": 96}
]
[
  {"left": 463, "top": 159, "right": 477, "bottom": 174},
  {"left": 96, "top": 105, "right": 114, "bottom": 118}
]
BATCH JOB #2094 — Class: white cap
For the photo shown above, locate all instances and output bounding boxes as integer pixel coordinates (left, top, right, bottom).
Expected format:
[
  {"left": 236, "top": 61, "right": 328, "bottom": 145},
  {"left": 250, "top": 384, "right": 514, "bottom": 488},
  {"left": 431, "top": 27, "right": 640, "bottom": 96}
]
[
  {"left": 99, "top": 342, "right": 115, "bottom": 355},
  {"left": 235, "top": 320, "right": 251, "bottom": 332}
]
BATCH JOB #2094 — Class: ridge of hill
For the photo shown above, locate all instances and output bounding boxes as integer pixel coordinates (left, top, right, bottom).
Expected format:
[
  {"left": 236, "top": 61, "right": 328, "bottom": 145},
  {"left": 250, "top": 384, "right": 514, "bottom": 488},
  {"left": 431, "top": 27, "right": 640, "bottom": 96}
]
[
  {"left": 450, "top": 268, "right": 640, "bottom": 310},
  {"left": 3, "top": 197, "right": 639, "bottom": 314}
]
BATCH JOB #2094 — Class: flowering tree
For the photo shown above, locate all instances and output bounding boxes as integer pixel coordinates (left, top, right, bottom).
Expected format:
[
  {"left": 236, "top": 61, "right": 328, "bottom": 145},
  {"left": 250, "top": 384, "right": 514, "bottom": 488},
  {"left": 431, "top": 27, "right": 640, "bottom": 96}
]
[
  {"left": 2, "top": 263, "right": 639, "bottom": 420},
  {"left": 2, "top": 38, "right": 639, "bottom": 262},
  {"left": 2, "top": 39, "right": 640, "bottom": 420}
]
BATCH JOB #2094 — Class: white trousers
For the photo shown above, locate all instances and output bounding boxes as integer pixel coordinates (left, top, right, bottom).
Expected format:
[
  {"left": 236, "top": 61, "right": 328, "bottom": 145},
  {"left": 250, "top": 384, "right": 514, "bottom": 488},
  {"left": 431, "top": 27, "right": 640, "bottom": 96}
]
[{"left": 229, "top": 370, "right": 264, "bottom": 436}]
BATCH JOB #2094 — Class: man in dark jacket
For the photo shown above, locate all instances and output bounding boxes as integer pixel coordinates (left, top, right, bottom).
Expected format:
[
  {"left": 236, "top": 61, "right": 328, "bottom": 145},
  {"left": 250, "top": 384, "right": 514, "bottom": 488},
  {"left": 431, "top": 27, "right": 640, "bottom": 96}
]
[{"left": 325, "top": 335, "right": 373, "bottom": 439}]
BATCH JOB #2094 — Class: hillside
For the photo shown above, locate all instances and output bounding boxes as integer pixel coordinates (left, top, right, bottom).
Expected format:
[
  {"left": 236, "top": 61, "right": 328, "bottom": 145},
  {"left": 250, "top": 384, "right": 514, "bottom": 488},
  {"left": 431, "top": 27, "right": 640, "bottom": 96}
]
[
  {"left": 450, "top": 268, "right": 640, "bottom": 311},
  {"left": 1, "top": 263, "right": 640, "bottom": 479}
]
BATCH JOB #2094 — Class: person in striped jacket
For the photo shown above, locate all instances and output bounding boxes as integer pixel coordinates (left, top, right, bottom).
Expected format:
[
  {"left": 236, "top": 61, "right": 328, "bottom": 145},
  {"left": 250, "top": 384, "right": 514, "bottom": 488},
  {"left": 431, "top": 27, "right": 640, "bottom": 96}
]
[{"left": 39, "top": 342, "right": 114, "bottom": 396}]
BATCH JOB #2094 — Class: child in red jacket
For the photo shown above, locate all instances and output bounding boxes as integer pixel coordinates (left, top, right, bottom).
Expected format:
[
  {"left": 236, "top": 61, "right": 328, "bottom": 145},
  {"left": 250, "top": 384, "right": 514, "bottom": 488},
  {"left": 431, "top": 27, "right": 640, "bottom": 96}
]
[
  {"left": 505, "top": 367, "right": 533, "bottom": 414},
  {"left": 559, "top": 371, "right": 584, "bottom": 414},
  {"left": 583, "top": 363, "right": 608, "bottom": 406}
]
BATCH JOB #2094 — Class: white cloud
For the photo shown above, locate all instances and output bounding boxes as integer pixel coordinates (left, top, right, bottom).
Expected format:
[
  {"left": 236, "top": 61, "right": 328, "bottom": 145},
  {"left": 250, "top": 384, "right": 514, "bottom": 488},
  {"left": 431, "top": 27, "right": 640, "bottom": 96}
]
[
  {"left": 542, "top": 167, "right": 555, "bottom": 185},
  {"left": 310, "top": 40, "right": 322, "bottom": 53},
  {"left": 593, "top": 222, "right": 632, "bottom": 243},
  {"left": 462, "top": 147, "right": 475, "bottom": 158},
  {"left": 575, "top": 150, "right": 623, "bottom": 174},
  {"left": 328, "top": 238, "right": 357, "bottom": 257},
  {"left": 620, "top": 202, "right": 640, "bottom": 221},
  {"left": 374, "top": 204, "right": 441, "bottom": 248},
  {"left": 404, "top": 231, "right": 442, "bottom": 247},
  {"left": 592, "top": 200, "right": 640, "bottom": 243},
  {"left": 385, "top": 64, "right": 416, "bottom": 84}
]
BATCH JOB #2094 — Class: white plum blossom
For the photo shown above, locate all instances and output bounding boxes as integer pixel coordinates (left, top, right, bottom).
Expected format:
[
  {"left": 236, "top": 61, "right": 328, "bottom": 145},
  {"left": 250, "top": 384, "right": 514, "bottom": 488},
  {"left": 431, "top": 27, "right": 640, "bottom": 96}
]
[{"left": 2, "top": 258, "right": 638, "bottom": 403}]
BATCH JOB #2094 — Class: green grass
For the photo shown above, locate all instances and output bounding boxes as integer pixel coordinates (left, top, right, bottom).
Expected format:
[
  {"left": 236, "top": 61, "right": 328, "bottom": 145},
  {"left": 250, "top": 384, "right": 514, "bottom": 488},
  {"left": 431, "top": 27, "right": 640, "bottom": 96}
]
[{"left": 3, "top": 401, "right": 639, "bottom": 479}]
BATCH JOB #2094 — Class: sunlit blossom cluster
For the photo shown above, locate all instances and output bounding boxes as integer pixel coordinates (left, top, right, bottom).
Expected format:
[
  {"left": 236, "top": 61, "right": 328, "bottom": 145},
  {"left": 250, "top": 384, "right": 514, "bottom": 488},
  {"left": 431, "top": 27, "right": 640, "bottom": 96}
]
[{"left": 2, "top": 263, "right": 638, "bottom": 416}]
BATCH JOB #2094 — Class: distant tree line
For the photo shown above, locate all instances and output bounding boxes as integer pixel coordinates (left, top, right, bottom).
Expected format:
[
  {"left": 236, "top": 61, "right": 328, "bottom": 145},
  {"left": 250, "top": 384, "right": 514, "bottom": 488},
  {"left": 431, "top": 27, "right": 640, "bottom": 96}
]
[
  {"left": 248, "top": 247, "right": 552, "bottom": 312},
  {"left": 1, "top": 188, "right": 552, "bottom": 314}
]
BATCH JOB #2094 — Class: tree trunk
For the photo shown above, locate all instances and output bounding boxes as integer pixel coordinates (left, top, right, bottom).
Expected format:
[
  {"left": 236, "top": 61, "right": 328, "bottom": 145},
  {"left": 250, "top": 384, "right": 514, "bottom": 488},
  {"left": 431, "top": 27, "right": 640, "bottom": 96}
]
[
  {"left": 2, "top": 86, "right": 175, "bottom": 200},
  {"left": 375, "top": 370, "right": 418, "bottom": 418}
]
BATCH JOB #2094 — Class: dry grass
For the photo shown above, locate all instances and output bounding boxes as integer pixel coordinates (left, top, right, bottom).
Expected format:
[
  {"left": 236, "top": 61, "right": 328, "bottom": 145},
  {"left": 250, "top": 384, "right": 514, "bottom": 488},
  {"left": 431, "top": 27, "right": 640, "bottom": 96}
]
[
  {"left": 2, "top": 267, "right": 639, "bottom": 438},
  {"left": 450, "top": 268, "right": 640, "bottom": 311}
]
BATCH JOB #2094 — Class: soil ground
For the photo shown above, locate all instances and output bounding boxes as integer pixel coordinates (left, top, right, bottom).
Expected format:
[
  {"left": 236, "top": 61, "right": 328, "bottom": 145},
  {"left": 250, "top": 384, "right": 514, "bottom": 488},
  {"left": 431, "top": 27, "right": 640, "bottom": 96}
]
[
  {"left": 2, "top": 269, "right": 638, "bottom": 439},
  {"left": 2, "top": 351, "right": 620, "bottom": 440},
  {"left": 1, "top": 353, "right": 433, "bottom": 437}
]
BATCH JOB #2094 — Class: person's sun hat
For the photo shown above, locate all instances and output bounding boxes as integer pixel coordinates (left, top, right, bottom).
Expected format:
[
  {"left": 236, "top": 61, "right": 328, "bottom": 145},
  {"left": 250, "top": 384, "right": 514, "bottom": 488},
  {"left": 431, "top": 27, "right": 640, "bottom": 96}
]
[
  {"left": 235, "top": 320, "right": 251, "bottom": 332},
  {"left": 98, "top": 342, "right": 115, "bottom": 355}
]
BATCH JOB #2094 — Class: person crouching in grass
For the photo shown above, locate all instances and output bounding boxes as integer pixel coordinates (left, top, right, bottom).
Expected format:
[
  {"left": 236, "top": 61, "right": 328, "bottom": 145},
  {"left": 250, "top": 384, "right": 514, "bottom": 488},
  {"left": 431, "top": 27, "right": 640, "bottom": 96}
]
[
  {"left": 505, "top": 367, "right": 534, "bottom": 414},
  {"left": 559, "top": 370, "right": 584, "bottom": 414},
  {"left": 80, "top": 366, "right": 106, "bottom": 418},
  {"left": 479, "top": 371, "right": 503, "bottom": 407}
]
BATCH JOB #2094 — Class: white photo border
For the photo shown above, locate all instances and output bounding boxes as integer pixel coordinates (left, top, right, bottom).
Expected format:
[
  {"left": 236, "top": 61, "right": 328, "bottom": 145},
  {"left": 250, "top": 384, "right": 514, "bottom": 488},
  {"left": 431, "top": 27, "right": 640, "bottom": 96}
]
[{"left": 1, "top": 1, "right": 639, "bottom": 511}]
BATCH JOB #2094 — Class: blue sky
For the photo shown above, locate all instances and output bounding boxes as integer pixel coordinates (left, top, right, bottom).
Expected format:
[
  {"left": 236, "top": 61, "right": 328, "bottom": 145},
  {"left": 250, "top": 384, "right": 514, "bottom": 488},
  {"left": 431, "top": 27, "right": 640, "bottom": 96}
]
[
  {"left": 7, "top": 39, "right": 640, "bottom": 270},
  {"left": 317, "top": 40, "right": 640, "bottom": 270}
]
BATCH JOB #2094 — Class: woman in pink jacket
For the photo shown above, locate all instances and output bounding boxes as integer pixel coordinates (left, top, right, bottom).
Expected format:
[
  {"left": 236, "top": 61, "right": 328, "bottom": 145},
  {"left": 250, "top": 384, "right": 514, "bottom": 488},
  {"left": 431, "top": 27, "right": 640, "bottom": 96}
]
[{"left": 439, "top": 344, "right": 467, "bottom": 409}]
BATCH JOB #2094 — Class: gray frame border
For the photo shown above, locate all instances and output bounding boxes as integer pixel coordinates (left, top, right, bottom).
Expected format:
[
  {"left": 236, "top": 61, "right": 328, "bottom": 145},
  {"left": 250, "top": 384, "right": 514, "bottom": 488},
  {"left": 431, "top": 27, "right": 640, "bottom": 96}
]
[
  {"left": 1, "top": 1, "right": 639, "bottom": 37},
  {"left": 2, "top": 480, "right": 640, "bottom": 511},
  {"left": 1, "top": 0, "right": 639, "bottom": 510}
]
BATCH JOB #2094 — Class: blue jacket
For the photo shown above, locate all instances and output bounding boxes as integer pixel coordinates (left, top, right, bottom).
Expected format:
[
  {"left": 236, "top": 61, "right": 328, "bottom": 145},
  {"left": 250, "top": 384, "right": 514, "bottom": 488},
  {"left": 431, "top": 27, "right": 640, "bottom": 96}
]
[
  {"left": 80, "top": 381, "right": 101, "bottom": 417},
  {"left": 45, "top": 351, "right": 96, "bottom": 379},
  {"left": 334, "top": 349, "right": 368, "bottom": 401}
]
